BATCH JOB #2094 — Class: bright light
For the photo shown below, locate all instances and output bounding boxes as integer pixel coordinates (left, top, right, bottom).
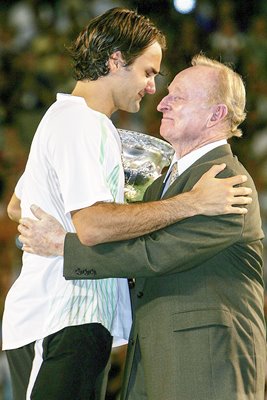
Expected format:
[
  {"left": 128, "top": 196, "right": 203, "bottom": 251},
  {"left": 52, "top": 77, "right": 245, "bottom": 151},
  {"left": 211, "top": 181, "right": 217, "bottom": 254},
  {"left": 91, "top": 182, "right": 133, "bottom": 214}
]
[{"left": 173, "top": 0, "right": 196, "bottom": 14}]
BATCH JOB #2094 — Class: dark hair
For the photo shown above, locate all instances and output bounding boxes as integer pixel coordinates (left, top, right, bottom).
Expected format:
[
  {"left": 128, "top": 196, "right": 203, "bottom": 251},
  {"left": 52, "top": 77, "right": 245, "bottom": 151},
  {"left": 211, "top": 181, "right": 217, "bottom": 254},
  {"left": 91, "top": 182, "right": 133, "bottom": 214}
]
[{"left": 69, "top": 7, "right": 166, "bottom": 81}]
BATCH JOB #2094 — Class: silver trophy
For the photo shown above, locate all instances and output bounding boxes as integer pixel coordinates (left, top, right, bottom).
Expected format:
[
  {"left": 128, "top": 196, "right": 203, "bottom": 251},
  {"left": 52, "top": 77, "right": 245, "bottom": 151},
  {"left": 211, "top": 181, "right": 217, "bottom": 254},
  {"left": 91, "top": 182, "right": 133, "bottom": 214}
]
[{"left": 118, "top": 129, "right": 174, "bottom": 202}]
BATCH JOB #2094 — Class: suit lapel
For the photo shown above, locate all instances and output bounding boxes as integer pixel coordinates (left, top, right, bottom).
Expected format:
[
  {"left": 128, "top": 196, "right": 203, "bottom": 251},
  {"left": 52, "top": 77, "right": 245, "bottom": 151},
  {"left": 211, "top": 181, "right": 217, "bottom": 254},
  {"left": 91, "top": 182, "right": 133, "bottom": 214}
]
[{"left": 156, "top": 144, "right": 234, "bottom": 200}]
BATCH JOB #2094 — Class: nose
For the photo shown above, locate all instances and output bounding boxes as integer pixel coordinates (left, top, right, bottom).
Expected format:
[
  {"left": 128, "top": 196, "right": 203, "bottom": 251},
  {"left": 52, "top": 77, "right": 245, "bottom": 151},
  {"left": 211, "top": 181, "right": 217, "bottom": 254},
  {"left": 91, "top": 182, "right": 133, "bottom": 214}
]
[
  {"left": 157, "top": 95, "right": 169, "bottom": 112},
  {"left": 145, "top": 77, "right": 156, "bottom": 95}
]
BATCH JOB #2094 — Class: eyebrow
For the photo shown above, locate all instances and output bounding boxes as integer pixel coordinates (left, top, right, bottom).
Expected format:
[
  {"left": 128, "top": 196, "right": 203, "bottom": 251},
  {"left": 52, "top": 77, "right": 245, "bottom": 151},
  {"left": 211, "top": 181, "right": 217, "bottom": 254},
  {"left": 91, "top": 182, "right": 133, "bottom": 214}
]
[
  {"left": 166, "top": 82, "right": 173, "bottom": 91},
  {"left": 148, "top": 67, "right": 160, "bottom": 76},
  {"left": 148, "top": 67, "right": 164, "bottom": 76}
]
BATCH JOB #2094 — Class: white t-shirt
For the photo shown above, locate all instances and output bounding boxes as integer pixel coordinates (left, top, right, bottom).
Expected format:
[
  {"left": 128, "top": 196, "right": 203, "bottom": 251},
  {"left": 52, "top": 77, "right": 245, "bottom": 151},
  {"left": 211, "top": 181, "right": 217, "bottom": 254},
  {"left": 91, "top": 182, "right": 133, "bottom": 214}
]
[{"left": 2, "top": 94, "right": 132, "bottom": 350}]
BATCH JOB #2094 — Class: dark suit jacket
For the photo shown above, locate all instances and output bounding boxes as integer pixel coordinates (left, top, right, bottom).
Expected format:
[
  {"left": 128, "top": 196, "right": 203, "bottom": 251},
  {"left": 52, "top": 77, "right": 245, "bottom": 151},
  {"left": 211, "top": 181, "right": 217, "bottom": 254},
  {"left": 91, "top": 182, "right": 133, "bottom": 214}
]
[{"left": 63, "top": 145, "right": 266, "bottom": 400}]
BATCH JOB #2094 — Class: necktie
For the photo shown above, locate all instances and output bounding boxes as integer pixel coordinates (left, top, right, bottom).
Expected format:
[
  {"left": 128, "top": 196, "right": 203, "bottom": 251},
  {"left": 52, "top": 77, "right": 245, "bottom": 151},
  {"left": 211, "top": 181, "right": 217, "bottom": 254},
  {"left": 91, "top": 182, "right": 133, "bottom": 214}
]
[
  {"left": 161, "top": 162, "right": 179, "bottom": 198},
  {"left": 169, "top": 162, "right": 179, "bottom": 186}
]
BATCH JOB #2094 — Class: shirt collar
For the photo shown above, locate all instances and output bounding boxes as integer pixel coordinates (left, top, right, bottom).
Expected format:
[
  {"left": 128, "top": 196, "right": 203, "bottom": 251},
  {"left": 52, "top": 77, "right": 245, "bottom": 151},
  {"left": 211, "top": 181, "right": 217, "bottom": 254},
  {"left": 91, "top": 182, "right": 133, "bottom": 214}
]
[
  {"left": 56, "top": 93, "right": 86, "bottom": 104},
  {"left": 164, "top": 139, "right": 227, "bottom": 183}
]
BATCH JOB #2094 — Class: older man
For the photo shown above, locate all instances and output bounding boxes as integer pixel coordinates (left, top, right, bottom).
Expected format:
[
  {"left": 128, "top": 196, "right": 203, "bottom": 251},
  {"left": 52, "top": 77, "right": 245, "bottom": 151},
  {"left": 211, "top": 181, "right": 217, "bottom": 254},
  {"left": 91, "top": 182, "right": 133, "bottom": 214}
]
[{"left": 17, "top": 54, "right": 265, "bottom": 400}]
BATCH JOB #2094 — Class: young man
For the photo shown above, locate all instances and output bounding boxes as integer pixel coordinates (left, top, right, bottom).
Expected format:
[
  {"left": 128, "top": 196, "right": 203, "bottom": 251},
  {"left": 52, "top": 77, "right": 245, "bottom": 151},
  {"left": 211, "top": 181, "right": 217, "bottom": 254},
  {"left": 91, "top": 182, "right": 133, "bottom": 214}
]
[
  {"left": 2, "top": 7, "right": 167, "bottom": 400},
  {"left": 18, "top": 55, "right": 265, "bottom": 400}
]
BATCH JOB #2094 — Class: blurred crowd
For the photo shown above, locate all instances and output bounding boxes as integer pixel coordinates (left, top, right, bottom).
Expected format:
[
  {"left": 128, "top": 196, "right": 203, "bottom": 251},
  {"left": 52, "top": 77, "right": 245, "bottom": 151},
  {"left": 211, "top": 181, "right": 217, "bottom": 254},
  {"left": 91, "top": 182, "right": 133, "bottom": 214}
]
[{"left": 0, "top": 0, "right": 267, "bottom": 398}]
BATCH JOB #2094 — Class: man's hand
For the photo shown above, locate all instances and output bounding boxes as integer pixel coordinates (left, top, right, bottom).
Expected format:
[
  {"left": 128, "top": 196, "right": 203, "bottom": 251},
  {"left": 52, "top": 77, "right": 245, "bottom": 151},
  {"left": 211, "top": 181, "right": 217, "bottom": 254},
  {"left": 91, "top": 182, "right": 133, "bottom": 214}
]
[
  {"left": 191, "top": 163, "right": 252, "bottom": 216},
  {"left": 18, "top": 205, "right": 66, "bottom": 256}
]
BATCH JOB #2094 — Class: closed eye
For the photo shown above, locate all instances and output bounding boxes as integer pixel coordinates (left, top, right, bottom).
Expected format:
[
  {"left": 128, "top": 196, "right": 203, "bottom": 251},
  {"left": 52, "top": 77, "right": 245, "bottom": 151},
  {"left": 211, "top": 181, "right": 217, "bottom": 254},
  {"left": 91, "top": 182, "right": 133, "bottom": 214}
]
[{"left": 169, "top": 95, "right": 184, "bottom": 102}]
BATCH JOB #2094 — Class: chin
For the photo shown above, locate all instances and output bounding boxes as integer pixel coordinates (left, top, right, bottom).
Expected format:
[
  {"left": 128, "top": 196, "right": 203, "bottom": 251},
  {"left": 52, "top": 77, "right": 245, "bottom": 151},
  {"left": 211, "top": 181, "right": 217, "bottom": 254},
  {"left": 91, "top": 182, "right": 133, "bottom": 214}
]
[
  {"left": 122, "top": 100, "right": 139, "bottom": 113},
  {"left": 159, "top": 126, "right": 168, "bottom": 139},
  {"left": 129, "top": 103, "right": 141, "bottom": 113},
  {"left": 160, "top": 120, "right": 174, "bottom": 138}
]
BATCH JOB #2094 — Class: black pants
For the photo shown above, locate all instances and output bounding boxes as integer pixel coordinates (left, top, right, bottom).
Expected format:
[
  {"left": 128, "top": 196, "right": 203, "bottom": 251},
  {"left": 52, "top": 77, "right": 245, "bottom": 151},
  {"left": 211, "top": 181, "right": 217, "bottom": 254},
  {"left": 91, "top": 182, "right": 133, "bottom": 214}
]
[{"left": 6, "top": 323, "right": 113, "bottom": 400}]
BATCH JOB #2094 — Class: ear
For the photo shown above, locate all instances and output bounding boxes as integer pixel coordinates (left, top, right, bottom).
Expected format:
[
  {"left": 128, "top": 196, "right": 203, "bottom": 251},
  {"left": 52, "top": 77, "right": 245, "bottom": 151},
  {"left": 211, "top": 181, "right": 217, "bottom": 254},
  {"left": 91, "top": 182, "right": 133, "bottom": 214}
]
[
  {"left": 107, "top": 51, "right": 125, "bottom": 72},
  {"left": 207, "top": 104, "right": 228, "bottom": 127}
]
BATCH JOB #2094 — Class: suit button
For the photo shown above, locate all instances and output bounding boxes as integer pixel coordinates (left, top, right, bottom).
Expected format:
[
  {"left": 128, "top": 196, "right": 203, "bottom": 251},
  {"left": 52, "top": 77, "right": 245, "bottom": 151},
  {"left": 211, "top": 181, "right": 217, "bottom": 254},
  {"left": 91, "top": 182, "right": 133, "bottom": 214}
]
[
  {"left": 128, "top": 278, "right": 135, "bottom": 289},
  {"left": 130, "top": 339, "right": 135, "bottom": 346},
  {"left": 137, "top": 291, "right": 143, "bottom": 298},
  {"left": 75, "top": 268, "right": 82, "bottom": 275}
]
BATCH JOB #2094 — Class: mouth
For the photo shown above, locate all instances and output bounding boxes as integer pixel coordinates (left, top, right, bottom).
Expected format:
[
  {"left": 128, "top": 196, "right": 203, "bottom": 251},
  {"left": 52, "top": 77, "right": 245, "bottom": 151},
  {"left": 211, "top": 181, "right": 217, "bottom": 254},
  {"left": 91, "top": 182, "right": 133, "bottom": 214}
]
[{"left": 161, "top": 116, "right": 173, "bottom": 121}]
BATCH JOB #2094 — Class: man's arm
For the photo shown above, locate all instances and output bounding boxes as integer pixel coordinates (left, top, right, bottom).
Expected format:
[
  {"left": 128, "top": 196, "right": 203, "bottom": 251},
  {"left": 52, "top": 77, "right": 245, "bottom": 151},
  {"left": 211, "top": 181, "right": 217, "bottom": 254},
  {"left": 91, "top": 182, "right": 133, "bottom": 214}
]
[
  {"left": 18, "top": 164, "right": 252, "bottom": 255},
  {"left": 63, "top": 211, "right": 243, "bottom": 279}
]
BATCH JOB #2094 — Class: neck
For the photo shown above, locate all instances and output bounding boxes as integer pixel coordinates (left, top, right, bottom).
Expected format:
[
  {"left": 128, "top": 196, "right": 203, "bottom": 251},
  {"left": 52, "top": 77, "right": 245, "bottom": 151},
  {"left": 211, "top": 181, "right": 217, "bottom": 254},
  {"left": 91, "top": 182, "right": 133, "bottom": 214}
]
[
  {"left": 72, "top": 79, "right": 116, "bottom": 117},
  {"left": 173, "top": 133, "right": 227, "bottom": 159}
]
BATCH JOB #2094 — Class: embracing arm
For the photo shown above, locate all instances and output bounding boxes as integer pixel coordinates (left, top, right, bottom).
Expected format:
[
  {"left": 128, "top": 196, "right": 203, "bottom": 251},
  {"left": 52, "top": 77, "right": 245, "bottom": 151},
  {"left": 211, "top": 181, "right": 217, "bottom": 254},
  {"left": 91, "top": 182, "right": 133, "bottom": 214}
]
[
  {"left": 63, "top": 211, "right": 244, "bottom": 279},
  {"left": 71, "top": 163, "right": 250, "bottom": 245}
]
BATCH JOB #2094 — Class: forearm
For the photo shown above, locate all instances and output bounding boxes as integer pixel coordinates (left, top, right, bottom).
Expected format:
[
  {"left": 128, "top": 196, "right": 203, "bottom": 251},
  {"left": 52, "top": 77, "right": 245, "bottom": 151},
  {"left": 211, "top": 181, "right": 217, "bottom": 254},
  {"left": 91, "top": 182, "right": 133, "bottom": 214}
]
[
  {"left": 72, "top": 192, "right": 197, "bottom": 246},
  {"left": 19, "top": 192, "right": 197, "bottom": 255},
  {"left": 72, "top": 163, "right": 250, "bottom": 246}
]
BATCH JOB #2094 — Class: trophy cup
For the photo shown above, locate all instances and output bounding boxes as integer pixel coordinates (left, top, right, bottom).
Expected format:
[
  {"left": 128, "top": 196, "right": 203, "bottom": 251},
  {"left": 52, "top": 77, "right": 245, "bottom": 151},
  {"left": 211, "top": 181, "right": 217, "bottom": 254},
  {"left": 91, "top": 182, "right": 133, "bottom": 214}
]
[{"left": 118, "top": 129, "right": 174, "bottom": 202}]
